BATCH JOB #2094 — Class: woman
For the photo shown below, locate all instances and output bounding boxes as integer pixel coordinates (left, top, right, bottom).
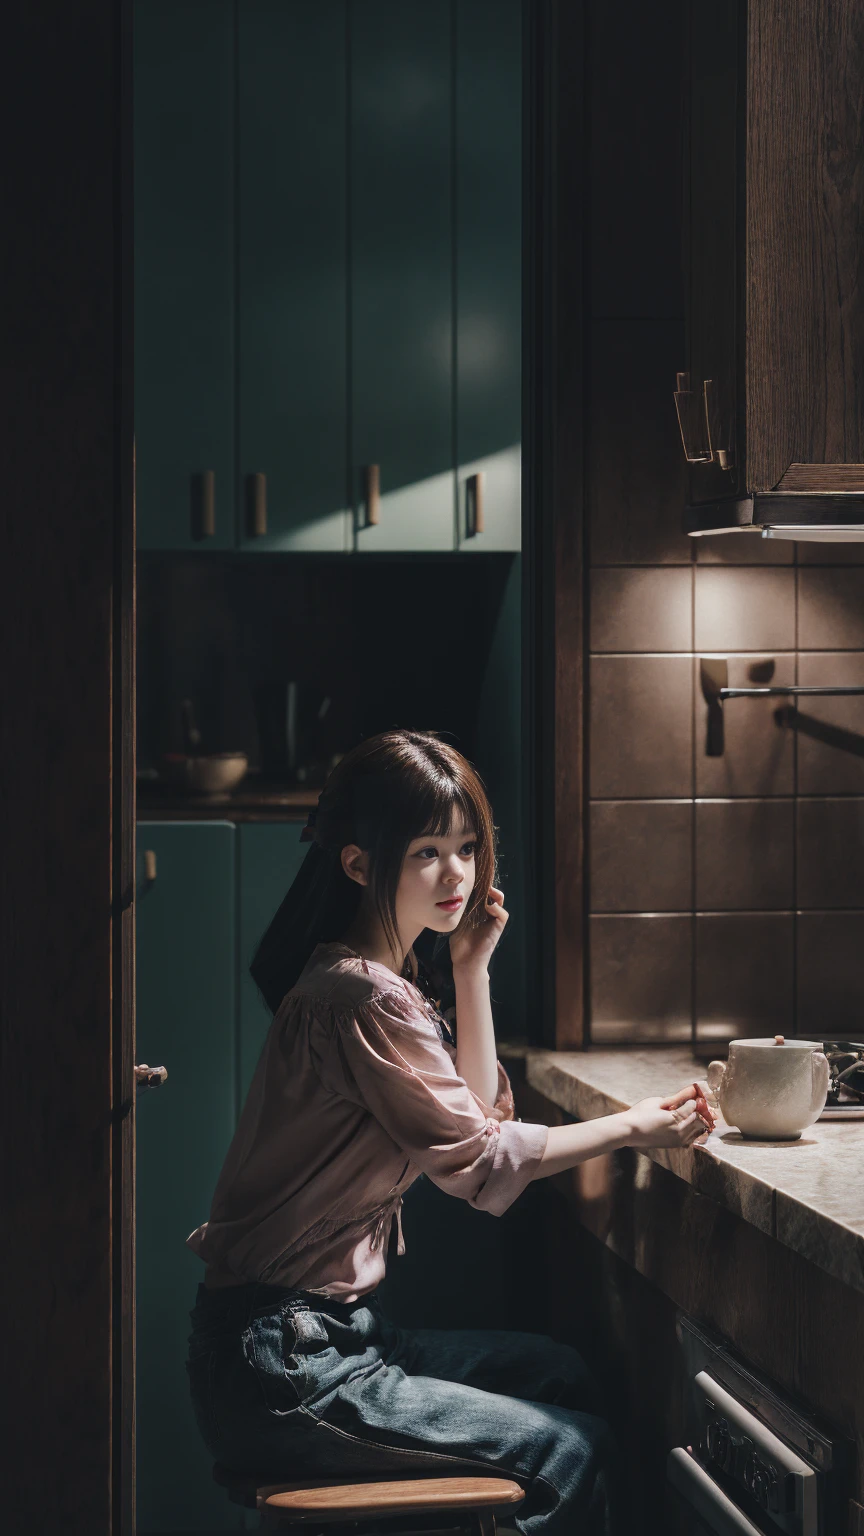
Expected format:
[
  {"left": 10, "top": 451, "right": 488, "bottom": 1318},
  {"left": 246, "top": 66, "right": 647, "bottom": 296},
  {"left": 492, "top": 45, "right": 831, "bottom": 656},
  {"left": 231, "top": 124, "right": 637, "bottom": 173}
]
[{"left": 185, "top": 730, "right": 712, "bottom": 1535}]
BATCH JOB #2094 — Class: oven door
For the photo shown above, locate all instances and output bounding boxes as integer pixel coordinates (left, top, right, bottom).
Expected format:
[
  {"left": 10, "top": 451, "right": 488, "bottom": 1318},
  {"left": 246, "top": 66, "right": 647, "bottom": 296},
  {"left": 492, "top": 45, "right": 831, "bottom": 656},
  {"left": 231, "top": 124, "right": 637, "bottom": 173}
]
[{"left": 667, "top": 1449, "right": 767, "bottom": 1535}]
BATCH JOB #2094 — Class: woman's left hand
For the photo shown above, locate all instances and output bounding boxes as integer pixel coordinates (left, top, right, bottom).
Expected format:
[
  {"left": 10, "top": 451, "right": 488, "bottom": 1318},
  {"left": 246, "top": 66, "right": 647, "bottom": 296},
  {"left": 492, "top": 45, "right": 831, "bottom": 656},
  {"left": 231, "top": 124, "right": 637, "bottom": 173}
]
[{"left": 449, "top": 886, "right": 508, "bottom": 974}]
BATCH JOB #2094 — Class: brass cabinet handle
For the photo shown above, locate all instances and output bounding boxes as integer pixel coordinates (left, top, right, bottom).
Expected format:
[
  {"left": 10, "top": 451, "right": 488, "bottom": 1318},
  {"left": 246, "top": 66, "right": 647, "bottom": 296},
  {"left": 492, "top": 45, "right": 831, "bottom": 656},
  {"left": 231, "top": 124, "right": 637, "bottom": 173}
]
[
  {"left": 247, "top": 472, "right": 267, "bottom": 536},
  {"left": 135, "top": 1064, "right": 168, "bottom": 1092},
  {"left": 465, "top": 472, "right": 485, "bottom": 537},
  {"left": 143, "top": 849, "right": 157, "bottom": 884},
  {"left": 364, "top": 464, "right": 380, "bottom": 527}
]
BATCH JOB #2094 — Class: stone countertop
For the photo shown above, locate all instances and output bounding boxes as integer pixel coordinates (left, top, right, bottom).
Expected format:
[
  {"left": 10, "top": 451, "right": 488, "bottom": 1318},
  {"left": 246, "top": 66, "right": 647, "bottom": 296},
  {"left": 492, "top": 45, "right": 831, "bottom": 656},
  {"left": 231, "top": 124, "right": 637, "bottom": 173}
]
[{"left": 515, "top": 1045, "right": 864, "bottom": 1299}]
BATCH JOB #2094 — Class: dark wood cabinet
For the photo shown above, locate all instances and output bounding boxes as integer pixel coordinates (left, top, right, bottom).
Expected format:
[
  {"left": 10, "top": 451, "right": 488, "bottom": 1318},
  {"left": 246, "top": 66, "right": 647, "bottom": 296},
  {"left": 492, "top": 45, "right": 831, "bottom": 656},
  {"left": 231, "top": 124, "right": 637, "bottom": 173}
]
[{"left": 680, "top": 0, "right": 864, "bottom": 538}]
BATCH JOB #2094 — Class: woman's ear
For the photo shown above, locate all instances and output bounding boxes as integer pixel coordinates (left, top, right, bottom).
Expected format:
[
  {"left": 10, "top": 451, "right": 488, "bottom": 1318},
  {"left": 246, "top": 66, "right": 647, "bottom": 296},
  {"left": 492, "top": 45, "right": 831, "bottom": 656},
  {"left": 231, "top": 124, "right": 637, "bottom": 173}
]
[{"left": 341, "top": 844, "right": 370, "bottom": 887}]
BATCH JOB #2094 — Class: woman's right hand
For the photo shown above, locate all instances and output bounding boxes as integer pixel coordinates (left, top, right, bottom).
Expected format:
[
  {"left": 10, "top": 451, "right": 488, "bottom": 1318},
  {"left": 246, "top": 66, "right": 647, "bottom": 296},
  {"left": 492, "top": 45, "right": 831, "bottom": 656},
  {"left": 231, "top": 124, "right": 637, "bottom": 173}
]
[{"left": 619, "top": 1083, "right": 715, "bottom": 1149}]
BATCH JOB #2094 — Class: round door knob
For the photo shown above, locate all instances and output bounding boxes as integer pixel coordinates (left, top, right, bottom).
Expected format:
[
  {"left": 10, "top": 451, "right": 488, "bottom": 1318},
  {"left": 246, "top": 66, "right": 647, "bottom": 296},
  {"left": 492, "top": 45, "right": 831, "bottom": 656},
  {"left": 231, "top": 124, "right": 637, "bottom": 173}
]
[{"left": 135, "top": 1064, "right": 168, "bottom": 1091}]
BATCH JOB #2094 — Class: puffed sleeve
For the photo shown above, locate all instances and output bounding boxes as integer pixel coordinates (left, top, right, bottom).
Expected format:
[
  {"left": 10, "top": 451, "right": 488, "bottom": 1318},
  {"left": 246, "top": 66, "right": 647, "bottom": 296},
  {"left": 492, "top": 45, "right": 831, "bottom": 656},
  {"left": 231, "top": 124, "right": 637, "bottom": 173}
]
[{"left": 322, "top": 984, "right": 548, "bottom": 1216}]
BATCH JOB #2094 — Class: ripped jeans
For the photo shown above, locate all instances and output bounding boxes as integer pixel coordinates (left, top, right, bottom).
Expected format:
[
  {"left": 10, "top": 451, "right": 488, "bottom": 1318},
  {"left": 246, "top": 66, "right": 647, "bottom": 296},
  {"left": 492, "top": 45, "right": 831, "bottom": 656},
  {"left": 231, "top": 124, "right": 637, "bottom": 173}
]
[{"left": 186, "top": 1281, "right": 623, "bottom": 1536}]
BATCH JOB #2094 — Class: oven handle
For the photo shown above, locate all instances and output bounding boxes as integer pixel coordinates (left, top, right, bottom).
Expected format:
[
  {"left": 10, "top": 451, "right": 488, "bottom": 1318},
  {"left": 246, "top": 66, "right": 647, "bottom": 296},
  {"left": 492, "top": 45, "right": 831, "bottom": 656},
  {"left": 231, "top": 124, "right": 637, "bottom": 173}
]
[{"left": 667, "top": 1449, "right": 764, "bottom": 1535}]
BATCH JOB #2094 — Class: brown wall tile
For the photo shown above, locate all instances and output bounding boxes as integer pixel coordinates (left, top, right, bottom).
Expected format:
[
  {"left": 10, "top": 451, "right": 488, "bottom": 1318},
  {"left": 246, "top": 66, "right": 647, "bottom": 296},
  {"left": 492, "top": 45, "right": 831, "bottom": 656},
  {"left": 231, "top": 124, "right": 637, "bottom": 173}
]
[
  {"left": 590, "top": 800, "right": 692, "bottom": 912},
  {"left": 797, "top": 798, "right": 864, "bottom": 908},
  {"left": 590, "top": 655, "right": 693, "bottom": 798},
  {"left": 695, "top": 799, "right": 794, "bottom": 911},
  {"left": 588, "top": 321, "right": 691, "bottom": 566},
  {"left": 695, "top": 532, "right": 794, "bottom": 566},
  {"left": 796, "top": 912, "right": 864, "bottom": 1036},
  {"left": 694, "top": 568, "right": 796, "bottom": 652},
  {"left": 591, "top": 914, "right": 692, "bottom": 1041},
  {"left": 590, "top": 568, "right": 692, "bottom": 653},
  {"left": 796, "top": 654, "right": 864, "bottom": 795},
  {"left": 798, "top": 568, "right": 864, "bottom": 649},
  {"left": 798, "top": 543, "right": 864, "bottom": 566},
  {"left": 695, "top": 914, "right": 794, "bottom": 1045},
  {"left": 695, "top": 654, "right": 795, "bottom": 796}
]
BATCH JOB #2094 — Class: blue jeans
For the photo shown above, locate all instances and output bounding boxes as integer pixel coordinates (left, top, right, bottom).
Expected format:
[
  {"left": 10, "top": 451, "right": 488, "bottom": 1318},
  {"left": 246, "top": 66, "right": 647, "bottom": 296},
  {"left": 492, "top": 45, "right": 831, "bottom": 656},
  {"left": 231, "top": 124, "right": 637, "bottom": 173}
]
[{"left": 186, "top": 1282, "right": 623, "bottom": 1536}]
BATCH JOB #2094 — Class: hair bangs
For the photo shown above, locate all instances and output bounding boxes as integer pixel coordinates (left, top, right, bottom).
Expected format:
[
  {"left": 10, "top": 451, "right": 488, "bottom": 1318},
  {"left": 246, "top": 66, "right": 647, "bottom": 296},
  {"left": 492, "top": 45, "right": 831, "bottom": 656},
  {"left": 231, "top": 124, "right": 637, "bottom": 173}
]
[{"left": 415, "top": 778, "right": 478, "bottom": 842}]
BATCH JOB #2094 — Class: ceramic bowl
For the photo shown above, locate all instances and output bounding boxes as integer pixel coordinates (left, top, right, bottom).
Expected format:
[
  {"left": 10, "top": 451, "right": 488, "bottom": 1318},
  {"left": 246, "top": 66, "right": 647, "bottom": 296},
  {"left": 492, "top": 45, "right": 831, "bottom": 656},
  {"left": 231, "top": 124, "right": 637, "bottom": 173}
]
[{"left": 162, "top": 752, "right": 248, "bottom": 800}]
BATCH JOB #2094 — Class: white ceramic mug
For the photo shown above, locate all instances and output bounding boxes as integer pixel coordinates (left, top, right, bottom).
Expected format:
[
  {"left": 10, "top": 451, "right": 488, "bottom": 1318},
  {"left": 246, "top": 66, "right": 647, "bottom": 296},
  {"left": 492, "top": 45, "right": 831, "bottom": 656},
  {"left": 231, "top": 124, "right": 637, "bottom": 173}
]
[{"left": 706, "top": 1038, "right": 830, "bottom": 1140}]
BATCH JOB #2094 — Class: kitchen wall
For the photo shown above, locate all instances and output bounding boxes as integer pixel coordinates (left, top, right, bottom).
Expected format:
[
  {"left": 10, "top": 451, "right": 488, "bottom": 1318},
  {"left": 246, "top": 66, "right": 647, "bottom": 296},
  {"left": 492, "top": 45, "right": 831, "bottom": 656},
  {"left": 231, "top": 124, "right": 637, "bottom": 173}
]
[
  {"left": 137, "top": 550, "right": 527, "bottom": 1037},
  {"left": 585, "top": 0, "right": 864, "bottom": 1047}
]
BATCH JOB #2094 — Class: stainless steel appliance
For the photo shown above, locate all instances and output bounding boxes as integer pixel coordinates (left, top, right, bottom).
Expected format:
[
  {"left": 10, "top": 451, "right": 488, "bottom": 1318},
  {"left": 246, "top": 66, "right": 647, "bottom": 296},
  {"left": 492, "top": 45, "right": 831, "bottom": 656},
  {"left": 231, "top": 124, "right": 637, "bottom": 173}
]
[
  {"left": 809, "top": 1040, "right": 864, "bottom": 1120},
  {"left": 666, "top": 1317, "right": 849, "bottom": 1535}
]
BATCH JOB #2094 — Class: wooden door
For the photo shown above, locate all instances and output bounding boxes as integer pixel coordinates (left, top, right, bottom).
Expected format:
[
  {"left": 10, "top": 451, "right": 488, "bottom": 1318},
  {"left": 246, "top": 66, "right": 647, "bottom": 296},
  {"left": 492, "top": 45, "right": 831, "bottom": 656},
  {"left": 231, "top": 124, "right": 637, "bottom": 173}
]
[
  {"left": 237, "top": 0, "right": 351, "bottom": 552},
  {"left": 0, "top": 2, "right": 135, "bottom": 1530},
  {"left": 351, "top": 0, "right": 455, "bottom": 551},
  {"left": 135, "top": 822, "right": 239, "bottom": 1532},
  {"left": 455, "top": 0, "right": 522, "bottom": 552},
  {"left": 238, "top": 823, "right": 308, "bottom": 1100},
  {"left": 135, "top": 0, "right": 236, "bottom": 550}
]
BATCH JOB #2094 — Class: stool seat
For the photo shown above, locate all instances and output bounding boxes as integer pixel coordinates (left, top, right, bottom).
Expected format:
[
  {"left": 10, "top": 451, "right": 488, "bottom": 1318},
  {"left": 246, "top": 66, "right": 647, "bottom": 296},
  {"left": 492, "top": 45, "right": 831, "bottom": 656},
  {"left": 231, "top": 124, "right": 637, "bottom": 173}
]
[{"left": 213, "top": 1463, "right": 524, "bottom": 1528}]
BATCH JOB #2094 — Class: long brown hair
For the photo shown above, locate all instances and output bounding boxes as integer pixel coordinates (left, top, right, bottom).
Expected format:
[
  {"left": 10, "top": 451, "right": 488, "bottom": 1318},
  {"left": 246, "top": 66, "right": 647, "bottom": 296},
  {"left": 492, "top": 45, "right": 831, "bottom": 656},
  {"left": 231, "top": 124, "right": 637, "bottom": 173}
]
[{"left": 250, "top": 730, "right": 497, "bottom": 1014}]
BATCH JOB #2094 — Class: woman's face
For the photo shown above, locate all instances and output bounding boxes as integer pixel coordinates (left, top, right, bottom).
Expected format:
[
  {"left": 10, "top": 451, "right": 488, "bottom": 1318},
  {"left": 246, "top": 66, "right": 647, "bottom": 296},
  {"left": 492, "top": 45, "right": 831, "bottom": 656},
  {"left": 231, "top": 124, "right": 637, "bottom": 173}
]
[{"left": 396, "top": 818, "right": 478, "bottom": 938}]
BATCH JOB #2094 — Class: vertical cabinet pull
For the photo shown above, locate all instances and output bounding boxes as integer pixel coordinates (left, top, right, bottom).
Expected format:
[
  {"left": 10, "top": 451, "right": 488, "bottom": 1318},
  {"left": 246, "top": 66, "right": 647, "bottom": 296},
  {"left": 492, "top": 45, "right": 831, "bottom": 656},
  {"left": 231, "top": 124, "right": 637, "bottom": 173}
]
[
  {"left": 191, "top": 470, "right": 216, "bottom": 539},
  {"left": 247, "top": 472, "right": 268, "bottom": 536},
  {"left": 465, "top": 472, "right": 485, "bottom": 538},
  {"left": 143, "top": 849, "right": 157, "bottom": 884},
  {"left": 364, "top": 464, "right": 381, "bottom": 527},
  {"left": 201, "top": 470, "right": 215, "bottom": 536}
]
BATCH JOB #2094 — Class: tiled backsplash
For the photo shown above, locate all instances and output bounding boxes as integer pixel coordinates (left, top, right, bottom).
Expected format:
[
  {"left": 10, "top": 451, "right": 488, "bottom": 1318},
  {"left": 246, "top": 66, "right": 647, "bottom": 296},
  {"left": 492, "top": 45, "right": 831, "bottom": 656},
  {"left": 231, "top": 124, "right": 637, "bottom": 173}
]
[
  {"left": 587, "top": 323, "right": 864, "bottom": 1047},
  {"left": 584, "top": 1, "right": 864, "bottom": 1049}
]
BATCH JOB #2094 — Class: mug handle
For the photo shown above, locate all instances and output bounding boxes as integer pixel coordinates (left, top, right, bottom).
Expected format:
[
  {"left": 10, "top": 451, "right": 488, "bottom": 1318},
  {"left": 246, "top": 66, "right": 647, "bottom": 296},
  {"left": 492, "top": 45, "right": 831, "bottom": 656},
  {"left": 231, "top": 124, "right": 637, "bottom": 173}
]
[
  {"left": 706, "top": 1060, "right": 726, "bottom": 1103},
  {"left": 809, "top": 1051, "right": 830, "bottom": 1119}
]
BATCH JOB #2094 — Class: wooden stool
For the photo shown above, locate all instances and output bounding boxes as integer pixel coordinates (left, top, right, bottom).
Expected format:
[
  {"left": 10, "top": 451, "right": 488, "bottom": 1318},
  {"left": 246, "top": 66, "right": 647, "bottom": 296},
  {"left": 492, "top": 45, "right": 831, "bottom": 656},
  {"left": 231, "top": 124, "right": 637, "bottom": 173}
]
[{"left": 213, "top": 1463, "right": 525, "bottom": 1535}]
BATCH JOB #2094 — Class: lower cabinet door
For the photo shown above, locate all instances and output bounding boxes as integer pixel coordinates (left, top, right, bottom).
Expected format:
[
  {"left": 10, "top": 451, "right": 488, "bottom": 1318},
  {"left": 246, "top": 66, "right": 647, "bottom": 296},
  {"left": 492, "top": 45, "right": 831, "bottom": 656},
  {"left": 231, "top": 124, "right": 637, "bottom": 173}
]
[
  {"left": 135, "top": 822, "right": 241, "bottom": 1532},
  {"left": 238, "top": 823, "right": 308, "bottom": 1103}
]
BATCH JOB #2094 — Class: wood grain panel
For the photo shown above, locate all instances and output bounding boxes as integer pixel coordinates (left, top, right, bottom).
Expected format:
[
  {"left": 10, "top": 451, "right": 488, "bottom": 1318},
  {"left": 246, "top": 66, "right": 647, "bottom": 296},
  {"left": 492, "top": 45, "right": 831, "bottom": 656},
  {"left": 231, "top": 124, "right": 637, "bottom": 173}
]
[
  {"left": 524, "top": 0, "right": 586, "bottom": 1047},
  {"left": 776, "top": 463, "right": 864, "bottom": 491},
  {"left": 0, "top": 3, "right": 134, "bottom": 1531},
  {"left": 747, "top": 0, "right": 864, "bottom": 489}
]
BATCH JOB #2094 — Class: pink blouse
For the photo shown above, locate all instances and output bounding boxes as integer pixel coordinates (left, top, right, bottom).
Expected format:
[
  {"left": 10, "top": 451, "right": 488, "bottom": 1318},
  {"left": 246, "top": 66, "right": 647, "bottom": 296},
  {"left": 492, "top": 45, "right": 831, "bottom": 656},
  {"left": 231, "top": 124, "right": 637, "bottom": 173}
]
[{"left": 186, "top": 941, "right": 548, "bottom": 1300}]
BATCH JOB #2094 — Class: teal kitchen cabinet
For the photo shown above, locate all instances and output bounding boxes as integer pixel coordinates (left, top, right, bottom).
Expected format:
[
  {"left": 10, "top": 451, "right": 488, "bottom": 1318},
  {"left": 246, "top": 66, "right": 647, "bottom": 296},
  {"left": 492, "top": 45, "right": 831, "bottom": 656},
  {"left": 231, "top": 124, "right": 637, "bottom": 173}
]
[
  {"left": 135, "top": 822, "right": 240, "bottom": 1532},
  {"left": 134, "top": 0, "right": 521, "bottom": 555},
  {"left": 134, "top": 0, "right": 236, "bottom": 551},
  {"left": 237, "top": 822, "right": 308, "bottom": 1101},
  {"left": 351, "top": 1, "right": 456, "bottom": 552},
  {"left": 455, "top": 0, "right": 522, "bottom": 552},
  {"left": 237, "top": 2, "right": 351, "bottom": 553}
]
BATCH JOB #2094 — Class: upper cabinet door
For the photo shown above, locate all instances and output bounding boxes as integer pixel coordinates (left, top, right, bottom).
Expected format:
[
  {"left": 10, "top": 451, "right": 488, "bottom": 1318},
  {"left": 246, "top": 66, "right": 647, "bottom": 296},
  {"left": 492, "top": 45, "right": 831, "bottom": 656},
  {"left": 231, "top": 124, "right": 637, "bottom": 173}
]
[
  {"left": 238, "top": 1, "right": 350, "bottom": 552},
  {"left": 351, "top": 1, "right": 455, "bottom": 551},
  {"left": 135, "top": 0, "right": 236, "bottom": 550},
  {"left": 455, "top": 0, "right": 522, "bottom": 552}
]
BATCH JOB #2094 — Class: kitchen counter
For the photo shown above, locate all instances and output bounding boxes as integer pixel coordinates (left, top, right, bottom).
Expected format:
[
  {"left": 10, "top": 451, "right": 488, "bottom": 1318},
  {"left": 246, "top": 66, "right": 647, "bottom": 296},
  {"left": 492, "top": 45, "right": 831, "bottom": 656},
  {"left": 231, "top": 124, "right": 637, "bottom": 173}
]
[
  {"left": 515, "top": 1045, "right": 864, "bottom": 1298},
  {"left": 136, "top": 780, "right": 317, "bottom": 822}
]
